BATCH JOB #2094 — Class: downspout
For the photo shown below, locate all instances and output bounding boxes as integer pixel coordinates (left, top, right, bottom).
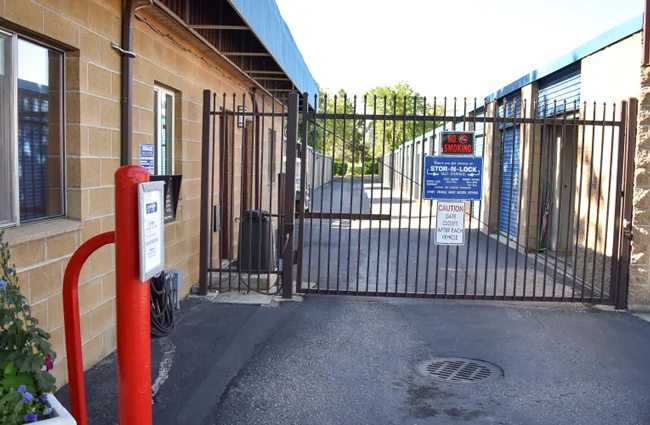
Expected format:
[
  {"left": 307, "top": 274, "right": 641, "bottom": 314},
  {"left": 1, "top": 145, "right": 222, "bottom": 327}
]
[{"left": 117, "top": 0, "right": 152, "bottom": 166}]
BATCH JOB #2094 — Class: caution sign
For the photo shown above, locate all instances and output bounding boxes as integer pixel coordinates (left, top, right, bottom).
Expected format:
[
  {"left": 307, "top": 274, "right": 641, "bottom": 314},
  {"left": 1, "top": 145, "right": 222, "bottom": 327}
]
[
  {"left": 440, "top": 131, "right": 475, "bottom": 155},
  {"left": 435, "top": 201, "right": 465, "bottom": 245}
]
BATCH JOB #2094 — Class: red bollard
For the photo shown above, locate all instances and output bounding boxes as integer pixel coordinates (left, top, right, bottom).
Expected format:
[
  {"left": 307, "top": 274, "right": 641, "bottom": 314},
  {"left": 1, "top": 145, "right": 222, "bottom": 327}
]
[
  {"left": 63, "top": 231, "right": 116, "bottom": 425},
  {"left": 114, "top": 165, "right": 152, "bottom": 425}
]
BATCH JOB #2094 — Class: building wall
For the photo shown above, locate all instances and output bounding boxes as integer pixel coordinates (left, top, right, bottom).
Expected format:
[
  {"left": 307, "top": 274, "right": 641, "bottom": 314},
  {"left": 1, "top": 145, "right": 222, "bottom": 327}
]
[
  {"left": 577, "top": 32, "right": 641, "bottom": 297},
  {"left": 632, "top": 55, "right": 650, "bottom": 309},
  {"left": 1, "top": 0, "right": 283, "bottom": 388}
]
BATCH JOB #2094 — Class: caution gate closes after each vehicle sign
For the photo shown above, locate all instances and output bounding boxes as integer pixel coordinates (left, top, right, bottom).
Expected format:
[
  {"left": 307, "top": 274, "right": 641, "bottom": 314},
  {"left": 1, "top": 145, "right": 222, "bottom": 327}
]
[{"left": 435, "top": 201, "right": 465, "bottom": 246}]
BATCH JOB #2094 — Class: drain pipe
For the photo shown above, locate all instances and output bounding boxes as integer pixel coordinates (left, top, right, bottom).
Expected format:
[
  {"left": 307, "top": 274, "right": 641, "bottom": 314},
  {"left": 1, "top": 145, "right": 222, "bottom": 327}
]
[{"left": 116, "top": 0, "right": 152, "bottom": 166}]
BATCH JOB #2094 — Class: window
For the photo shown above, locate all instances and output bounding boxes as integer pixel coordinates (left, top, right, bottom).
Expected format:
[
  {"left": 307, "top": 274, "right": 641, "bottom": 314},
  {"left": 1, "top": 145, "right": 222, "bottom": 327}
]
[
  {"left": 153, "top": 86, "right": 174, "bottom": 175},
  {"left": 0, "top": 32, "right": 65, "bottom": 228}
]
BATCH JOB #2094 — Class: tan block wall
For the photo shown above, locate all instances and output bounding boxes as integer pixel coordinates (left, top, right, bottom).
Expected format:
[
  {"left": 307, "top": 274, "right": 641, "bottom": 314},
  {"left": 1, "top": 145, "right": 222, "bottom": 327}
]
[
  {"left": 632, "top": 65, "right": 650, "bottom": 308},
  {"left": 3, "top": 0, "right": 283, "bottom": 388}
]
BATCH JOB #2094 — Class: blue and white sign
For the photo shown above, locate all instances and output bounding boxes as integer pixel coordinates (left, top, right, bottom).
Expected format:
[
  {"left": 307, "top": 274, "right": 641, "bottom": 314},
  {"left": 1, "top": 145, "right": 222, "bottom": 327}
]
[
  {"left": 423, "top": 156, "right": 483, "bottom": 201},
  {"left": 140, "top": 144, "right": 155, "bottom": 174}
]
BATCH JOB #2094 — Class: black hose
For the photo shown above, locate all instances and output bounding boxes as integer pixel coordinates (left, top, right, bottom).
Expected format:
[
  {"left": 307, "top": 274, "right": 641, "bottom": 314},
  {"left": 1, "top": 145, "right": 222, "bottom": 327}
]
[{"left": 150, "top": 271, "right": 175, "bottom": 337}]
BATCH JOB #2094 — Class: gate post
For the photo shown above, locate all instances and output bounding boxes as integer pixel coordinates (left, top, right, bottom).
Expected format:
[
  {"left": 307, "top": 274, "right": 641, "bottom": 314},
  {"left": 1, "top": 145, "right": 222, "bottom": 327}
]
[
  {"left": 198, "top": 89, "right": 212, "bottom": 295},
  {"left": 282, "top": 93, "right": 299, "bottom": 298},
  {"left": 615, "top": 98, "right": 638, "bottom": 309}
]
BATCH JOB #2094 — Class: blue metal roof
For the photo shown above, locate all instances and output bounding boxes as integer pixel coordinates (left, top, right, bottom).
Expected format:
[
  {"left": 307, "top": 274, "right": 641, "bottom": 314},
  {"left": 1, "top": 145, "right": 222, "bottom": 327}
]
[
  {"left": 227, "top": 0, "right": 318, "bottom": 102},
  {"left": 485, "top": 14, "right": 643, "bottom": 103}
]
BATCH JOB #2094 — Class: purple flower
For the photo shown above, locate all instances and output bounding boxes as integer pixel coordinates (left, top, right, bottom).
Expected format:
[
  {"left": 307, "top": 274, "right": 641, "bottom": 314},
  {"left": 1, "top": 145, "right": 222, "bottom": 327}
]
[
  {"left": 43, "top": 407, "right": 53, "bottom": 416},
  {"left": 0, "top": 280, "right": 7, "bottom": 290},
  {"left": 18, "top": 385, "right": 26, "bottom": 394},
  {"left": 23, "top": 413, "right": 38, "bottom": 423},
  {"left": 23, "top": 392, "right": 34, "bottom": 403},
  {"left": 41, "top": 394, "right": 48, "bottom": 403}
]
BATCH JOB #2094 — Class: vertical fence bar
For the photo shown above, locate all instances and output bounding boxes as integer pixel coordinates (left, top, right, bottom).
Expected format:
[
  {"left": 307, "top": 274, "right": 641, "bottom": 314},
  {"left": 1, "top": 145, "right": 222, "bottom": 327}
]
[
  {"left": 492, "top": 98, "right": 507, "bottom": 299},
  {"left": 229, "top": 95, "right": 236, "bottom": 292},
  {"left": 561, "top": 101, "right": 579, "bottom": 291},
  {"left": 589, "top": 104, "right": 608, "bottom": 301},
  {"left": 307, "top": 95, "right": 318, "bottom": 292},
  {"left": 245, "top": 95, "right": 255, "bottom": 290},
  {"left": 541, "top": 101, "right": 558, "bottom": 299},
  {"left": 198, "top": 89, "right": 212, "bottom": 296},
  {"left": 357, "top": 96, "right": 368, "bottom": 293},
  {"left": 219, "top": 94, "right": 227, "bottom": 292},
  {"left": 347, "top": 96, "right": 358, "bottom": 293},
  {"left": 336, "top": 95, "right": 348, "bottom": 293},
  {"left": 404, "top": 97, "right": 419, "bottom": 296},
  {"left": 580, "top": 103, "right": 598, "bottom": 301},
  {"left": 267, "top": 95, "right": 277, "bottom": 292},
  {"left": 512, "top": 99, "right": 527, "bottom": 299},
  {"left": 296, "top": 93, "right": 309, "bottom": 292},
  {"left": 463, "top": 98, "right": 473, "bottom": 297},
  {"left": 366, "top": 96, "right": 378, "bottom": 296},
  {"left": 424, "top": 98, "right": 438, "bottom": 296},
  {"left": 502, "top": 98, "right": 518, "bottom": 298},
  {"left": 483, "top": 102, "right": 499, "bottom": 299},
  {"left": 326, "top": 96, "right": 338, "bottom": 292},
  {"left": 395, "top": 97, "right": 408, "bottom": 296},
  {"left": 318, "top": 95, "right": 329, "bottom": 292},
  {"left": 415, "top": 97, "right": 428, "bottom": 295},
  {"left": 473, "top": 99, "right": 487, "bottom": 299},
  {"left": 522, "top": 99, "right": 540, "bottom": 299},
  {"left": 533, "top": 99, "right": 550, "bottom": 299},
  {"left": 282, "top": 92, "right": 299, "bottom": 299},
  {"left": 209, "top": 92, "right": 217, "bottom": 292},
  {"left": 551, "top": 101, "right": 569, "bottom": 299},
  {"left": 571, "top": 102, "right": 589, "bottom": 300},
  {"left": 385, "top": 96, "right": 398, "bottom": 296},
  {"left": 375, "top": 96, "right": 388, "bottom": 295},
  {"left": 441, "top": 98, "right": 449, "bottom": 297},
  {"left": 599, "top": 104, "right": 617, "bottom": 302},
  {"left": 256, "top": 96, "right": 265, "bottom": 289}
]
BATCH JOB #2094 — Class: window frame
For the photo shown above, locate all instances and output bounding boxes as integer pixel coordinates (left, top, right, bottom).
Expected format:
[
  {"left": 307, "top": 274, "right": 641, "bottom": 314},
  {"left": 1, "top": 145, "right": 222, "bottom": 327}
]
[
  {"left": 0, "top": 28, "right": 66, "bottom": 229},
  {"left": 154, "top": 86, "right": 175, "bottom": 176}
]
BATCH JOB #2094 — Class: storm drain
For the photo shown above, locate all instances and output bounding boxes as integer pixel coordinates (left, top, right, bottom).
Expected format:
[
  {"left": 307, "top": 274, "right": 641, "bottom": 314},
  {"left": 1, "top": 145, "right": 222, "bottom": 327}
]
[{"left": 416, "top": 358, "right": 502, "bottom": 383}]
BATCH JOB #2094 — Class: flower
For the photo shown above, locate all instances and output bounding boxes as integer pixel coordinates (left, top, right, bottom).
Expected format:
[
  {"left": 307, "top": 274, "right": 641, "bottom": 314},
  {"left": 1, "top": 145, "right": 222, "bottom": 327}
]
[
  {"left": 23, "top": 392, "right": 34, "bottom": 403},
  {"left": 43, "top": 406, "right": 53, "bottom": 416},
  {"left": 0, "top": 279, "right": 7, "bottom": 290},
  {"left": 41, "top": 394, "right": 48, "bottom": 403},
  {"left": 23, "top": 413, "right": 38, "bottom": 423},
  {"left": 44, "top": 355, "right": 54, "bottom": 372},
  {"left": 18, "top": 385, "right": 26, "bottom": 394}
]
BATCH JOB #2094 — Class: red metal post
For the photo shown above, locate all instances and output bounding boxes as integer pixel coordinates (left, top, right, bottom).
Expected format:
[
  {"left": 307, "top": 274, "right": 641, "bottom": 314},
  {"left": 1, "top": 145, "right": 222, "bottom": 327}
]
[
  {"left": 114, "top": 165, "right": 152, "bottom": 425},
  {"left": 63, "top": 231, "right": 116, "bottom": 425}
]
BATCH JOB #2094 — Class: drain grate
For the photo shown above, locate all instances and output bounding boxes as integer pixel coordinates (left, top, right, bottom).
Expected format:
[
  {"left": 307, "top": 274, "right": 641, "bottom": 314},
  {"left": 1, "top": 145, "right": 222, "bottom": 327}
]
[{"left": 416, "top": 358, "right": 502, "bottom": 383}]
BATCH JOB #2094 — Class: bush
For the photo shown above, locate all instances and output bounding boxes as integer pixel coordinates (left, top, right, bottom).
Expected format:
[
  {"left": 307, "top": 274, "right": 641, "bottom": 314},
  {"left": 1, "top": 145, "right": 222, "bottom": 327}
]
[
  {"left": 334, "top": 161, "right": 348, "bottom": 176},
  {"left": 364, "top": 161, "right": 379, "bottom": 175},
  {"left": 0, "top": 231, "right": 57, "bottom": 424}
]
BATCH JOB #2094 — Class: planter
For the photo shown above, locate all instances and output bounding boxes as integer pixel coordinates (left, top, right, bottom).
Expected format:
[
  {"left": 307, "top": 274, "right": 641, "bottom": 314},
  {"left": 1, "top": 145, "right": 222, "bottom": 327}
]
[{"left": 34, "top": 393, "right": 76, "bottom": 425}]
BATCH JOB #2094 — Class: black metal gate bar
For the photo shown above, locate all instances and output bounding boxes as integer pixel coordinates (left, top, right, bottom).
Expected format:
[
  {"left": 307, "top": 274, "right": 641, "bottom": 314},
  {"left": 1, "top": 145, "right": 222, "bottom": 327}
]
[{"left": 198, "top": 92, "right": 633, "bottom": 306}]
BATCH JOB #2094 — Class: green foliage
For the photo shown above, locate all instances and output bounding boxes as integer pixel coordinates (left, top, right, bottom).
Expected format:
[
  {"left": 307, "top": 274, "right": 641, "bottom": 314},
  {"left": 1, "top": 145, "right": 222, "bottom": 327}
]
[
  {"left": 304, "top": 83, "right": 444, "bottom": 170},
  {"left": 364, "top": 161, "right": 379, "bottom": 175},
  {"left": 333, "top": 161, "right": 348, "bottom": 177},
  {"left": 0, "top": 231, "right": 57, "bottom": 424}
]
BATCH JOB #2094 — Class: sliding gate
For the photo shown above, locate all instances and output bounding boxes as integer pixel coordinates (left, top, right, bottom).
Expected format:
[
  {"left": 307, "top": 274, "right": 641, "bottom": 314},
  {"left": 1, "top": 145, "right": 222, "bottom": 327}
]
[{"left": 199, "top": 91, "right": 636, "bottom": 307}]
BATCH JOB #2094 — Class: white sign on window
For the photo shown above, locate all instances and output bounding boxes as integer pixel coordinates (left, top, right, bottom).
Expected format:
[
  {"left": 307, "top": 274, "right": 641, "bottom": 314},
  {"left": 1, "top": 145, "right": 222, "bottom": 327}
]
[
  {"left": 138, "top": 181, "right": 165, "bottom": 281},
  {"left": 435, "top": 201, "right": 465, "bottom": 245}
]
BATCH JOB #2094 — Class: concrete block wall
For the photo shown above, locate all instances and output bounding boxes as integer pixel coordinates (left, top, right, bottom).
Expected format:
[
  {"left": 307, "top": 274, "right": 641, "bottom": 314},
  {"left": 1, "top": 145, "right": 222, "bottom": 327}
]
[{"left": 2, "top": 0, "right": 282, "bottom": 387}]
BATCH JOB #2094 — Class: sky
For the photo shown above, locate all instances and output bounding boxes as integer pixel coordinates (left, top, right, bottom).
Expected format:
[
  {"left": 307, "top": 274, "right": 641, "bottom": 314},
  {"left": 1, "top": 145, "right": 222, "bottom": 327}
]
[{"left": 275, "top": 0, "right": 643, "bottom": 100}]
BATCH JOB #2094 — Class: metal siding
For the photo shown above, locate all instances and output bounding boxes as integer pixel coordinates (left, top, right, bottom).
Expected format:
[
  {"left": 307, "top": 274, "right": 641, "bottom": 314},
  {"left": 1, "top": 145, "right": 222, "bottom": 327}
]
[
  {"left": 498, "top": 98, "right": 521, "bottom": 237},
  {"left": 537, "top": 63, "right": 580, "bottom": 117},
  {"left": 500, "top": 127, "right": 521, "bottom": 237}
]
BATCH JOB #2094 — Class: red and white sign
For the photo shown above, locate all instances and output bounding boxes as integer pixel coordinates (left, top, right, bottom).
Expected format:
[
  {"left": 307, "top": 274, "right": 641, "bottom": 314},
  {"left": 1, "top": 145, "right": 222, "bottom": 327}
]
[{"left": 435, "top": 201, "right": 465, "bottom": 245}]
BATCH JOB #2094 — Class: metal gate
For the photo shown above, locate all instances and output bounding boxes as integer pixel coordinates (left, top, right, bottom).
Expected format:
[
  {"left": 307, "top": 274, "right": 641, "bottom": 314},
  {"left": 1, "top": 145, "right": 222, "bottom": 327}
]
[{"left": 199, "top": 91, "right": 637, "bottom": 307}]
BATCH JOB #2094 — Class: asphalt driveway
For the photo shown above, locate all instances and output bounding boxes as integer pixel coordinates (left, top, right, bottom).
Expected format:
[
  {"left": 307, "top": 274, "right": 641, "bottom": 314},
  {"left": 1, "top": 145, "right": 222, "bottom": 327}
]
[{"left": 57, "top": 296, "right": 650, "bottom": 424}]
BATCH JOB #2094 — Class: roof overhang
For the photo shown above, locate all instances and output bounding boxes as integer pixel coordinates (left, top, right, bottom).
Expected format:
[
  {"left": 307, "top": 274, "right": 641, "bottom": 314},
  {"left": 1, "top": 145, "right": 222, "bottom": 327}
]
[{"left": 148, "top": 0, "right": 317, "bottom": 109}]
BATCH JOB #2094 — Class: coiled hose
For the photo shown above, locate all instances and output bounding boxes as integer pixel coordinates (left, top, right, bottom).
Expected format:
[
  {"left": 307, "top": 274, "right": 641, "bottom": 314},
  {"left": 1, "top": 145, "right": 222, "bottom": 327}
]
[{"left": 150, "top": 271, "right": 175, "bottom": 337}]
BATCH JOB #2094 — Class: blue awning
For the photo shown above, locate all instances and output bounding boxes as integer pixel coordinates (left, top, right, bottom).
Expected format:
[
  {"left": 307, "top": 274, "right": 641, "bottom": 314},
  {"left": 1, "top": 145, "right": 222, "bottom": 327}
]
[{"left": 227, "top": 0, "right": 318, "bottom": 104}]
